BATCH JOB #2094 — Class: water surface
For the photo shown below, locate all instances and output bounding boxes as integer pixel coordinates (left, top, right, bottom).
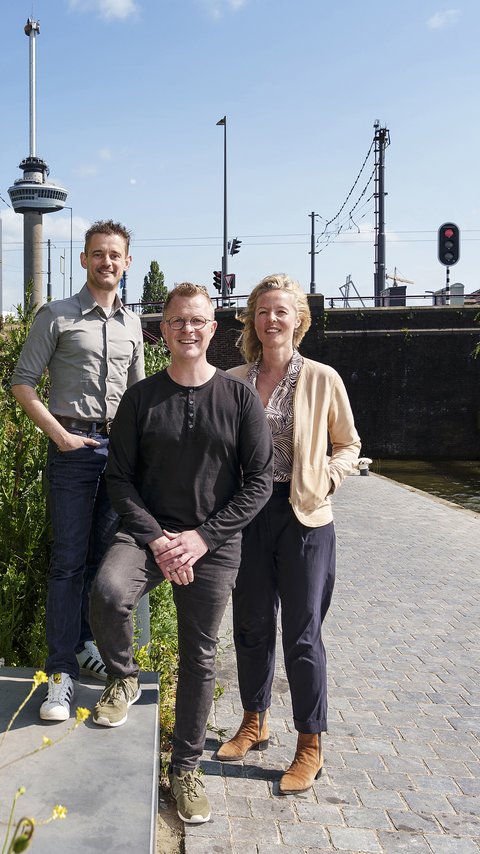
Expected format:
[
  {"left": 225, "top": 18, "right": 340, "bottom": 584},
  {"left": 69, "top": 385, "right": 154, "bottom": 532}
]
[{"left": 373, "top": 460, "right": 480, "bottom": 513}]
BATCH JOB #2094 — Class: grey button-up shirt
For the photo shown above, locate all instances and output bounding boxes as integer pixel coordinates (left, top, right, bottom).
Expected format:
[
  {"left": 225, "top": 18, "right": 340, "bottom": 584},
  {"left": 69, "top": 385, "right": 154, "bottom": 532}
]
[{"left": 11, "top": 284, "right": 145, "bottom": 421}]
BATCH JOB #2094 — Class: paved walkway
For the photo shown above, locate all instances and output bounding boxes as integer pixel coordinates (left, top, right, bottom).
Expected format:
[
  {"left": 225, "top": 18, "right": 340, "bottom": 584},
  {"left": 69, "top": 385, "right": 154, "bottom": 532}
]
[{"left": 184, "top": 473, "right": 480, "bottom": 854}]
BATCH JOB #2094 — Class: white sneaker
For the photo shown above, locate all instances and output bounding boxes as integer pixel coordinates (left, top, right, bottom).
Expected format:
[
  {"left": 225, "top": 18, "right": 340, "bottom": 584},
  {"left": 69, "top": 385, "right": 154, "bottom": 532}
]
[
  {"left": 40, "top": 673, "right": 74, "bottom": 721},
  {"left": 76, "top": 640, "right": 107, "bottom": 681}
]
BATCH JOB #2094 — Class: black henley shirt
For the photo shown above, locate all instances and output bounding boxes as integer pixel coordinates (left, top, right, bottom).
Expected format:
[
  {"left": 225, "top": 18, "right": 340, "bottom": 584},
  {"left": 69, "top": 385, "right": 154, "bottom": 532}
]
[{"left": 105, "top": 368, "right": 274, "bottom": 551}]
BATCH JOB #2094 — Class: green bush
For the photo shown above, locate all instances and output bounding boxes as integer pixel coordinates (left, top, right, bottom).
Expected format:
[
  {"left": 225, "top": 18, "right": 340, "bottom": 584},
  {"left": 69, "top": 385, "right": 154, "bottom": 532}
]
[{"left": 0, "top": 301, "right": 50, "bottom": 666}]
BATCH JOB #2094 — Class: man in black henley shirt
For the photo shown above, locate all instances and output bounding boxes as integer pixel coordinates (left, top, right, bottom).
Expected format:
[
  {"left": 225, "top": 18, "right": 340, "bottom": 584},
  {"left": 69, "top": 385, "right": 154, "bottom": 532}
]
[{"left": 90, "top": 283, "right": 273, "bottom": 825}]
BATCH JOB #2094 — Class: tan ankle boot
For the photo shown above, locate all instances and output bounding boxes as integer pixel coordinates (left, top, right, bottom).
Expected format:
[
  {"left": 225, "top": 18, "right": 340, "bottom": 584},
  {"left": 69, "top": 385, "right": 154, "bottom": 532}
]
[
  {"left": 216, "top": 710, "right": 269, "bottom": 761},
  {"left": 279, "top": 733, "right": 323, "bottom": 794}
]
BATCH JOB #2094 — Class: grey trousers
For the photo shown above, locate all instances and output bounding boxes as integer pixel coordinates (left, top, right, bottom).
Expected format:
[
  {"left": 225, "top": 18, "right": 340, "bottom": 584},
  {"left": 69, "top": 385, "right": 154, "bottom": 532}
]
[{"left": 90, "top": 529, "right": 239, "bottom": 769}]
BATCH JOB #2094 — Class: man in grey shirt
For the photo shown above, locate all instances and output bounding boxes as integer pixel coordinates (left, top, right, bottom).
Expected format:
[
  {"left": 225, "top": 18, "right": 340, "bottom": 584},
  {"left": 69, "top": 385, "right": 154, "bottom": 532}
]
[{"left": 11, "top": 219, "right": 144, "bottom": 722}]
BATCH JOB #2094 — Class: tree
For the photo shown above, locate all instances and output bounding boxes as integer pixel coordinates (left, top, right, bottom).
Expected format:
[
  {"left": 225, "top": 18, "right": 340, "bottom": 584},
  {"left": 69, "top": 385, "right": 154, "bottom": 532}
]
[{"left": 141, "top": 261, "right": 167, "bottom": 314}]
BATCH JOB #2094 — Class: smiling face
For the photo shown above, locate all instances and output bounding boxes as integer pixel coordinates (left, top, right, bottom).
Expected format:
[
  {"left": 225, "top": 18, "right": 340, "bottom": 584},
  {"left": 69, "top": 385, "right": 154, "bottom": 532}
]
[
  {"left": 161, "top": 294, "right": 217, "bottom": 363},
  {"left": 80, "top": 233, "right": 131, "bottom": 296},
  {"left": 254, "top": 289, "right": 301, "bottom": 353}
]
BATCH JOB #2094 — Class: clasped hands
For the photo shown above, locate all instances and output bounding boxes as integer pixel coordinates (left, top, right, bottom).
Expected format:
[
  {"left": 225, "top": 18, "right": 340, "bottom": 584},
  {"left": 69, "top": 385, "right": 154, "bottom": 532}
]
[{"left": 148, "top": 529, "right": 208, "bottom": 586}]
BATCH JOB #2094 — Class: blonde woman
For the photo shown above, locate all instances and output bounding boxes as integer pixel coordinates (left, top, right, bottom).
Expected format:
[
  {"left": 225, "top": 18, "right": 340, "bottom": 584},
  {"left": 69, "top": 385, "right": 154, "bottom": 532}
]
[{"left": 217, "top": 274, "right": 360, "bottom": 793}]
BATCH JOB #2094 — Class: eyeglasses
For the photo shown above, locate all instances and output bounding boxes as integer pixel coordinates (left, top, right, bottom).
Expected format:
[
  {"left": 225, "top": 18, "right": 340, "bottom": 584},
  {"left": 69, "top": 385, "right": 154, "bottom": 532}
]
[{"left": 163, "top": 316, "right": 213, "bottom": 330}]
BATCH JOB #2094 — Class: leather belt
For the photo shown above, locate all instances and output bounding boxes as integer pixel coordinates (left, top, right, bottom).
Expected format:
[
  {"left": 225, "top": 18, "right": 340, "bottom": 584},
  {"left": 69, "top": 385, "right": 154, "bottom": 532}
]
[{"left": 53, "top": 415, "right": 112, "bottom": 435}]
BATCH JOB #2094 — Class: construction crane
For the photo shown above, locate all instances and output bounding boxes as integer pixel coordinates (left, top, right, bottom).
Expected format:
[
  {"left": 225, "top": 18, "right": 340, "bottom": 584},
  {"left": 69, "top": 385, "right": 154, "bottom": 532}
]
[{"left": 385, "top": 267, "right": 414, "bottom": 287}]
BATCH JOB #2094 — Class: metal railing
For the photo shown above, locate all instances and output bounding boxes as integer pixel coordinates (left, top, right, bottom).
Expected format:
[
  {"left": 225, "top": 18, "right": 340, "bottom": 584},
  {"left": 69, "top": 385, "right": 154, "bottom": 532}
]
[
  {"left": 327, "top": 290, "right": 479, "bottom": 308},
  {"left": 126, "top": 291, "right": 480, "bottom": 315},
  {"left": 125, "top": 298, "right": 247, "bottom": 314},
  {"left": 125, "top": 301, "right": 164, "bottom": 315}
]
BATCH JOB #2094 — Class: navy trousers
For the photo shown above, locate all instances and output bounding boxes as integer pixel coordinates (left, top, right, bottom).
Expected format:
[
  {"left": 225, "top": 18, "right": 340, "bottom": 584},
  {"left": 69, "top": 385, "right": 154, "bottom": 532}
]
[
  {"left": 232, "top": 483, "right": 336, "bottom": 733},
  {"left": 45, "top": 435, "right": 117, "bottom": 679}
]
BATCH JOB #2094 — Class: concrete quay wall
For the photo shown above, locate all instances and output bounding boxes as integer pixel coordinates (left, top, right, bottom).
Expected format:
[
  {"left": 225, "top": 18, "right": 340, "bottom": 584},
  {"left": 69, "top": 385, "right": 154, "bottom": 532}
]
[{"left": 203, "top": 303, "right": 480, "bottom": 460}]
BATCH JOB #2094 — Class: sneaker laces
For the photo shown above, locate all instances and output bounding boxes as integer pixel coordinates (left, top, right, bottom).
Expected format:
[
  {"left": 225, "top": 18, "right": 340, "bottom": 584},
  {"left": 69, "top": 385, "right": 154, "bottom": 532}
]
[
  {"left": 178, "top": 772, "right": 205, "bottom": 802},
  {"left": 101, "top": 678, "right": 133, "bottom": 706},
  {"left": 47, "top": 675, "right": 71, "bottom": 703}
]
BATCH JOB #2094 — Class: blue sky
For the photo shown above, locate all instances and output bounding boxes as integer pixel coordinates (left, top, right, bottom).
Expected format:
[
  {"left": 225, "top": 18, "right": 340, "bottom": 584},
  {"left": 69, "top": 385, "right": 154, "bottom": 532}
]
[{"left": 1, "top": 0, "right": 479, "bottom": 310}]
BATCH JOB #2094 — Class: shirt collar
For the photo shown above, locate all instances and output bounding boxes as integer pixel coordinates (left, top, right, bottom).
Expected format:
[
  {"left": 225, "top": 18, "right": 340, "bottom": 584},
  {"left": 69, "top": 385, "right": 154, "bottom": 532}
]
[
  {"left": 79, "top": 283, "right": 123, "bottom": 316},
  {"left": 248, "top": 349, "right": 303, "bottom": 384}
]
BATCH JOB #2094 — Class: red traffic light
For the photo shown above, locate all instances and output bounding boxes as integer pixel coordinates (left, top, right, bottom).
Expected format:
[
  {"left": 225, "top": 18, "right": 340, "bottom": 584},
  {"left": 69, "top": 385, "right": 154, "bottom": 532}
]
[{"left": 438, "top": 222, "right": 460, "bottom": 266}]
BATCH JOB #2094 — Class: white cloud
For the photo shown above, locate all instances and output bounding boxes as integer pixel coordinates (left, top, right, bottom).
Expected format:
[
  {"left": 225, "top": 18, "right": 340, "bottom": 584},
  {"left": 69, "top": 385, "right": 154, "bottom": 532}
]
[
  {"left": 76, "top": 148, "right": 113, "bottom": 176},
  {"left": 68, "top": 0, "right": 138, "bottom": 21},
  {"left": 0, "top": 207, "right": 23, "bottom": 246},
  {"left": 198, "top": 0, "right": 248, "bottom": 19},
  {"left": 427, "top": 9, "right": 461, "bottom": 29},
  {"left": 77, "top": 163, "right": 99, "bottom": 177},
  {"left": 44, "top": 213, "right": 91, "bottom": 244},
  {"left": 129, "top": 178, "right": 137, "bottom": 185}
]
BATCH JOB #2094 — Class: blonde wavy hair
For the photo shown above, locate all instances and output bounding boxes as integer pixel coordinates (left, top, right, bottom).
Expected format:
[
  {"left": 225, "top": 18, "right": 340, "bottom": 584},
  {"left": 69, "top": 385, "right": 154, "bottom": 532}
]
[{"left": 236, "top": 274, "right": 311, "bottom": 363}]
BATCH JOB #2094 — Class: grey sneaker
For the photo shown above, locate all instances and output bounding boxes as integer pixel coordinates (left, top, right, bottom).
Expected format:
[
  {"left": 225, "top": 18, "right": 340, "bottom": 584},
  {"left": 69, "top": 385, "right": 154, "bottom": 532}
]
[
  {"left": 93, "top": 675, "right": 141, "bottom": 727},
  {"left": 39, "top": 672, "right": 74, "bottom": 721},
  {"left": 168, "top": 767, "right": 211, "bottom": 824}
]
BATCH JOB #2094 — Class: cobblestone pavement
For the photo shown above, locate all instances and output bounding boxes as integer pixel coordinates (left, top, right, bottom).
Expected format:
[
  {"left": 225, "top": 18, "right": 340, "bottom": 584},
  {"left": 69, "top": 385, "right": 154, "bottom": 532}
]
[{"left": 184, "top": 474, "right": 480, "bottom": 854}]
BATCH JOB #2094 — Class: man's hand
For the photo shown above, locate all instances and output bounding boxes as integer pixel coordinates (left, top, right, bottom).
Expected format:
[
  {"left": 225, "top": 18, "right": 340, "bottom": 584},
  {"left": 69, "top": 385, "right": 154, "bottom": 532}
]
[
  {"left": 11, "top": 385, "right": 102, "bottom": 452},
  {"left": 147, "top": 530, "right": 208, "bottom": 586},
  {"left": 57, "top": 432, "right": 100, "bottom": 452}
]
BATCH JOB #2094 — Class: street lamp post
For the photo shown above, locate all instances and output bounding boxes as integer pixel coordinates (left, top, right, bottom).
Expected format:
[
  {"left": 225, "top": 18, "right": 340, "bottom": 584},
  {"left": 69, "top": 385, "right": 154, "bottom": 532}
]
[
  {"left": 63, "top": 205, "right": 73, "bottom": 296},
  {"left": 216, "top": 116, "right": 228, "bottom": 306}
]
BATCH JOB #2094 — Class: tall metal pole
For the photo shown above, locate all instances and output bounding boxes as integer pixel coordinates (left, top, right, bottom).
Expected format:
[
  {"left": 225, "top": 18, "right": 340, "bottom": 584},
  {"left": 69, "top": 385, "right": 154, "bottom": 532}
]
[
  {"left": 217, "top": 116, "right": 228, "bottom": 306},
  {"left": 26, "top": 19, "right": 39, "bottom": 158},
  {"left": 47, "top": 238, "right": 52, "bottom": 300},
  {"left": 66, "top": 206, "right": 73, "bottom": 296},
  {"left": 309, "top": 211, "right": 318, "bottom": 294},
  {"left": 373, "top": 122, "right": 390, "bottom": 306}
]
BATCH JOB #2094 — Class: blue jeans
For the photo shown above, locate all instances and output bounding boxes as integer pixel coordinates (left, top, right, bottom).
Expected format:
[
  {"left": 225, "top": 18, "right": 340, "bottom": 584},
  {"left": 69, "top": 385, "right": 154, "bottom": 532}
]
[
  {"left": 45, "top": 434, "right": 118, "bottom": 679},
  {"left": 90, "top": 530, "right": 240, "bottom": 768}
]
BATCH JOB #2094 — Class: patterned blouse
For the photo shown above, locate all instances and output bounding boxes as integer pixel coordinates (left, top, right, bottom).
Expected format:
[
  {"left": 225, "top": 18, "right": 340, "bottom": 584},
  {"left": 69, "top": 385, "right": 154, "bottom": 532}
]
[{"left": 247, "top": 350, "right": 303, "bottom": 482}]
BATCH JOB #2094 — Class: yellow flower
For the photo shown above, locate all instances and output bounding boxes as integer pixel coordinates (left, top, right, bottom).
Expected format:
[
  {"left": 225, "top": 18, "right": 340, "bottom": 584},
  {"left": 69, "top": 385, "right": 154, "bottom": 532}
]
[
  {"left": 51, "top": 804, "right": 67, "bottom": 821},
  {"left": 16, "top": 786, "right": 26, "bottom": 796},
  {"left": 33, "top": 670, "right": 48, "bottom": 687},
  {"left": 75, "top": 707, "right": 91, "bottom": 723},
  {"left": 42, "top": 736, "right": 53, "bottom": 746}
]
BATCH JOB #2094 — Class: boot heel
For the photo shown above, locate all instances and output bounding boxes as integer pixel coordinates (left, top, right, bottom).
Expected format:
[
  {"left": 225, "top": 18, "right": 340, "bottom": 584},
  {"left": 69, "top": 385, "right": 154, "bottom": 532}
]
[{"left": 253, "top": 738, "right": 269, "bottom": 751}]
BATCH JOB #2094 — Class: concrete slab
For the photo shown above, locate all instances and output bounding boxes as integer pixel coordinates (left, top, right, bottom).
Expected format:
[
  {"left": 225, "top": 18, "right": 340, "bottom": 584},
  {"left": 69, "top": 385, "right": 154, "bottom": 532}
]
[{"left": 0, "top": 668, "right": 159, "bottom": 853}]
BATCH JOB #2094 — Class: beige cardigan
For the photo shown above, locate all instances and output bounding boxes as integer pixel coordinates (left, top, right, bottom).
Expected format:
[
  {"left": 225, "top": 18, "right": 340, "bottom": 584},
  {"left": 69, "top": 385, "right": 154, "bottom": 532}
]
[{"left": 228, "top": 357, "right": 361, "bottom": 527}]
